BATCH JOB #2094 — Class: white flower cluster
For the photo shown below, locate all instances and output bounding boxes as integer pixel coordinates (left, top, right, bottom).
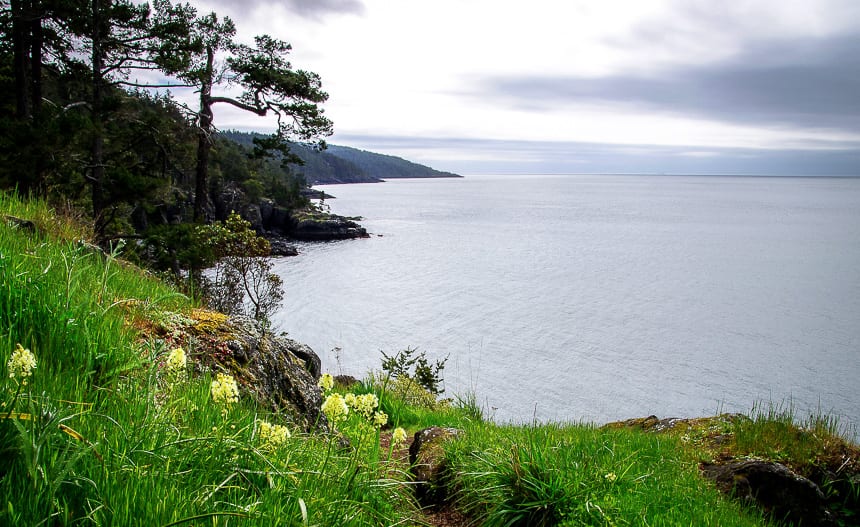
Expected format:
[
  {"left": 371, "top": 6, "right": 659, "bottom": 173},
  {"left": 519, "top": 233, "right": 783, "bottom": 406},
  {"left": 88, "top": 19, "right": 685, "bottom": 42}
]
[
  {"left": 321, "top": 393, "right": 349, "bottom": 423},
  {"left": 391, "top": 427, "right": 408, "bottom": 445},
  {"left": 372, "top": 411, "right": 388, "bottom": 428},
  {"left": 7, "top": 344, "right": 36, "bottom": 385},
  {"left": 210, "top": 373, "right": 239, "bottom": 407},
  {"left": 346, "top": 392, "right": 379, "bottom": 419},
  {"left": 258, "top": 420, "right": 291, "bottom": 449},
  {"left": 317, "top": 373, "right": 334, "bottom": 392},
  {"left": 165, "top": 347, "right": 186, "bottom": 379}
]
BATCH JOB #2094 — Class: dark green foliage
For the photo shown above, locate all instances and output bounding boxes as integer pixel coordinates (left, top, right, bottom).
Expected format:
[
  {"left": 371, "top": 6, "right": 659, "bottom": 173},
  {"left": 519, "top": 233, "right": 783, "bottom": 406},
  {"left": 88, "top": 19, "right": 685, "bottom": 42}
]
[
  {"left": 0, "top": 0, "right": 324, "bottom": 251},
  {"left": 140, "top": 222, "right": 213, "bottom": 278},
  {"left": 191, "top": 213, "right": 284, "bottom": 325},
  {"left": 380, "top": 346, "right": 448, "bottom": 395},
  {"left": 209, "top": 135, "right": 308, "bottom": 209}
]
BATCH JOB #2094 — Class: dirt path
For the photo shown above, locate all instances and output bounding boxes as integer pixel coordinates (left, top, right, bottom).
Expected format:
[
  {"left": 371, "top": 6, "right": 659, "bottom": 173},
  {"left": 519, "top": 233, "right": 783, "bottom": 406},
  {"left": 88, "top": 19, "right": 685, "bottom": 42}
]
[{"left": 379, "top": 431, "right": 472, "bottom": 527}]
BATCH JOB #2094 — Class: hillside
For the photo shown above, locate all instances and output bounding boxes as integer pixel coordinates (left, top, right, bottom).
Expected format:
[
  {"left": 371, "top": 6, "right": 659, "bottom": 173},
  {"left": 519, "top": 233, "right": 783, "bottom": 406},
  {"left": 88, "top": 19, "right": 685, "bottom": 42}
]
[
  {"left": 221, "top": 131, "right": 461, "bottom": 185},
  {"left": 2, "top": 193, "right": 858, "bottom": 526}
]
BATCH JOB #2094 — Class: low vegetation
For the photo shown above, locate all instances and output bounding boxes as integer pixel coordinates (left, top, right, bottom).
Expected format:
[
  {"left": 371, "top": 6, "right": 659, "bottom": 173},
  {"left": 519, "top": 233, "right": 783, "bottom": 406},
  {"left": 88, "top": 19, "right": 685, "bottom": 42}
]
[{"left": 2, "top": 193, "right": 858, "bottom": 526}]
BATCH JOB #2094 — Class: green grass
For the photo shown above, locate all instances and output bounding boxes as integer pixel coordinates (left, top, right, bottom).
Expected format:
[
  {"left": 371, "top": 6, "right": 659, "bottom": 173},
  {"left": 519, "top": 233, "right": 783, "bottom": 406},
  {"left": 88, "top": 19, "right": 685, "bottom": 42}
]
[
  {"left": 445, "top": 422, "right": 770, "bottom": 527},
  {"left": 1, "top": 191, "right": 856, "bottom": 526},
  {"left": 1, "top": 192, "right": 423, "bottom": 525}
]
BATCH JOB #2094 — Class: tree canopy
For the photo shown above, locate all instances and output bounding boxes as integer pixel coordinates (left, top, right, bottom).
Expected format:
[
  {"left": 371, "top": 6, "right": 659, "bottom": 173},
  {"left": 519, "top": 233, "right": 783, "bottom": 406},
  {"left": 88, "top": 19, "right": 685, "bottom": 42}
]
[{"left": 0, "top": 0, "right": 332, "bottom": 239}]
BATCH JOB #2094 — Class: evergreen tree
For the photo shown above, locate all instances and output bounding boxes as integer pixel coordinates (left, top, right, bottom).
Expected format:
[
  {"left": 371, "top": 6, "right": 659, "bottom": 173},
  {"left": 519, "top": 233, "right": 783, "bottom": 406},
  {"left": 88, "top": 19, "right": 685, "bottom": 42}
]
[{"left": 165, "top": 9, "right": 333, "bottom": 222}]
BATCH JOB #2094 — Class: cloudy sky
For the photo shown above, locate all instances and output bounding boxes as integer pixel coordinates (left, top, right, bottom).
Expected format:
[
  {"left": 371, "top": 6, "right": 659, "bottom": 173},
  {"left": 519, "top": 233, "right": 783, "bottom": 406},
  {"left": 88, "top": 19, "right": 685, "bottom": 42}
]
[{"left": 179, "top": 0, "right": 860, "bottom": 175}]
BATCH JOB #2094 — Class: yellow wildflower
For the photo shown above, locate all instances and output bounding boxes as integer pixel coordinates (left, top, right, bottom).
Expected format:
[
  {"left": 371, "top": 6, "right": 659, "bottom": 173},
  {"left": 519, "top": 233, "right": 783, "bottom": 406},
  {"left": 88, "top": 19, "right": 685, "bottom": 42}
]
[
  {"left": 391, "top": 427, "right": 408, "bottom": 445},
  {"left": 372, "top": 411, "right": 388, "bottom": 428},
  {"left": 165, "top": 347, "right": 186, "bottom": 379},
  {"left": 321, "top": 393, "right": 349, "bottom": 423},
  {"left": 210, "top": 373, "right": 239, "bottom": 407},
  {"left": 350, "top": 393, "right": 379, "bottom": 419},
  {"left": 317, "top": 373, "right": 334, "bottom": 392},
  {"left": 7, "top": 344, "right": 36, "bottom": 385},
  {"left": 604, "top": 472, "right": 617, "bottom": 483},
  {"left": 258, "top": 420, "right": 291, "bottom": 449}
]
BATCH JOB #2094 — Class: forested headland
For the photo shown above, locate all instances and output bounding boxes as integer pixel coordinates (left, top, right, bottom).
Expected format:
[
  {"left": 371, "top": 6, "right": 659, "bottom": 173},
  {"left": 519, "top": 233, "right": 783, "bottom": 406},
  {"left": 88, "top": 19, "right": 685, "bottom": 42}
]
[{"left": 0, "top": 0, "right": 455, "bottom": 290}]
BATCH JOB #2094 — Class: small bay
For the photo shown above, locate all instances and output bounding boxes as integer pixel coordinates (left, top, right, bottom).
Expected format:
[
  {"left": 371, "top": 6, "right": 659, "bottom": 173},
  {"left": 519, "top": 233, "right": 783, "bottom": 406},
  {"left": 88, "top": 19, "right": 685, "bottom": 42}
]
[{"left": 270, "top": 174, "right": 860, "bottom": 431}]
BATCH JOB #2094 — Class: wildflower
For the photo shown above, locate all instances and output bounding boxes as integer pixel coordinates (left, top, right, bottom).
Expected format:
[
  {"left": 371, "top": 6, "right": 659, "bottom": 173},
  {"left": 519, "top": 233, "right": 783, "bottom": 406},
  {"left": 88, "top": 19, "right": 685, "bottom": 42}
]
[
  {"left": 350, "top": 393, "right": 379, "bottom": 419},
  {"left": 165, "top": 347, "right": 186, "bottom": 379},
  {"left": 8, "top": 344, "right": 36, "bottom": 385},
  {"left": 210, "top": 373, "right": 239, "bottom": 407},
  {"left": 344, "top": 392, "right": 357, "bottom": 408},
  {"left": 372, "top": 411, "right": 388, "bottom": 428},
  {"left": 391, "top": 427, "right": 408, "bottom": 445},
  {"left": 317, "top": 372, "right": 334, "bottom": 392},
  {"left": 258, "top": 420, "right": 291, "bottom": 449},
  {"left": 321, "top": 393, "right": 349, "bottom": 423},
  {"left": 604, "top": 472, "right": 617, "bottom": 483}
]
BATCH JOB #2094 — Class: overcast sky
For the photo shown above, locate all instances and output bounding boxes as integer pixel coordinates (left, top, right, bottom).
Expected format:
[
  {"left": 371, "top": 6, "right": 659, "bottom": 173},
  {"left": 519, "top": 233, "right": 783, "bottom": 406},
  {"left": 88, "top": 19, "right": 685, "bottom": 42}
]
[{"left": 179, "top": 0, "right": 860, "bottom": 175}]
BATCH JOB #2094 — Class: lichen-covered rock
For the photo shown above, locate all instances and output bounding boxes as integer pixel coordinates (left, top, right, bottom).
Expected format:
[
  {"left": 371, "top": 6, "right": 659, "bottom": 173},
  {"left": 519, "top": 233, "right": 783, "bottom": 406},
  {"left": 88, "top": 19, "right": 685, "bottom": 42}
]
[
  {"left": 189, "top": 312, "right": 327, "bottom": 431},
  {"left": 409, "top": 427, "right": 462, "bottom": 507},
  {"left": 604, "top": 413, "right": 746, "bottom": 434},
  {"left": 701, "top": 460, "right": 835, "bottom": 526}
]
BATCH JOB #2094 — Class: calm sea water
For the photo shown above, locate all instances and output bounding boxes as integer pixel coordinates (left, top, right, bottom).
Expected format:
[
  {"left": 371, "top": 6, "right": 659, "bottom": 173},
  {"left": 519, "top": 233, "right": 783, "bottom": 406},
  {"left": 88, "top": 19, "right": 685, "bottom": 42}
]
[{"left": 270, "top": 175, "right": 860, "bottom": 430}]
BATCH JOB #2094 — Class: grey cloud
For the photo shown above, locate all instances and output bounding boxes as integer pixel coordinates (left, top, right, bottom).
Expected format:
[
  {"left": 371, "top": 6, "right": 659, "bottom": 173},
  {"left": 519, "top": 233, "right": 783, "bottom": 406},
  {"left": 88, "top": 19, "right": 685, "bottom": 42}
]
[
  {"left": 280, "top": 0, "right": 365, "bottom": 19},
  {"left": 477, "top": 33, "right": 860, "bottom": 132},
  {"left": 200, "top": 0, "right": 364, "bottom": 20},
  {"left": 335, "top": 134, "right": 860, "bottom": 176}
]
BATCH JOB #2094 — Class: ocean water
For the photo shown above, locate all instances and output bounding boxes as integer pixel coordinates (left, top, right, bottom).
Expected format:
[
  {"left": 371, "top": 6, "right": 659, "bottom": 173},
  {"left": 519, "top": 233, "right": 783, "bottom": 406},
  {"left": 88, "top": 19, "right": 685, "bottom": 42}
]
[{"left": 270, "top": 174, "right": 860, "bottom": 430}]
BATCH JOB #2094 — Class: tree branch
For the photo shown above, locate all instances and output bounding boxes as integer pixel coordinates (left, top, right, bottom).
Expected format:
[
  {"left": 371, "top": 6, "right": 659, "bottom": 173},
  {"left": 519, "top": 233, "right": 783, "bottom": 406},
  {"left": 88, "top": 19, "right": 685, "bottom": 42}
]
[
  {"left": 62, "top": 101, "right": 91, "bottom": 113},
  {"left": 209, "top": 95, "right": 267, "bottom": 116},
  {"left": 116, "top": 80, "right": 196, "bottom": 89}
]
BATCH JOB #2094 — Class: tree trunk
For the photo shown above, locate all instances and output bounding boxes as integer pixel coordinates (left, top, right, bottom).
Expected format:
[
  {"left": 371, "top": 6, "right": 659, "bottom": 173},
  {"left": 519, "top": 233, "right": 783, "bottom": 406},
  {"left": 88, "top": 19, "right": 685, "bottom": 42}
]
[
  {"left": 193, "top": 45, "right": 214, "bottom": 223},
  {"left": 29, "top": 0, "right": 43, "bottom": 116},
  {"left": 11, "top": 0, "right": 30, "bottom": 119},
  {"left": 91, "top": 0, "right": 107, "bottom": 238}
]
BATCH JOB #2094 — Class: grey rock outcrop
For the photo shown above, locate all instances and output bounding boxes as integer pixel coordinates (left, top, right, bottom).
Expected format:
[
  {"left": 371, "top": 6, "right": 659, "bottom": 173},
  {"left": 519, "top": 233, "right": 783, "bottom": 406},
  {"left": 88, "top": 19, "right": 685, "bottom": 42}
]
[
  {"left": 701, "top": 460, "right": 835, "bottom": 526},
  {"left": 192, "top": 313, "right": 327, "bottom": 432},
  {"left": 267, "top": 236, "right": 298, "bottom": 256},
  {"left": 210, "top": 183, "right": 367, "bottom": 241},
  {"left": 409, "top": 427, "right": 462, "bottom": 507},
  {"left": 289, "top": 211, "right": 368, "bottom": 241}
]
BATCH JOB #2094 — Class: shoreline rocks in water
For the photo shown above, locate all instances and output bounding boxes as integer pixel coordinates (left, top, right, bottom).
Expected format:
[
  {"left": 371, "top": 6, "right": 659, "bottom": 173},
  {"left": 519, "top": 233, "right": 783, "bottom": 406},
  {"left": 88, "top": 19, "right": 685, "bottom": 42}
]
[
  {"left": 288, "top": 210, "right": 369, "bottom": 241},
  {"left": 209, "top": 183, "right": 368, "bottom": 244},
  {"left": 223, "top": 188, "right": 369, "bottom": 244},
  {"left": 267, "top": 235, "right": 299, "bottom": 256}
]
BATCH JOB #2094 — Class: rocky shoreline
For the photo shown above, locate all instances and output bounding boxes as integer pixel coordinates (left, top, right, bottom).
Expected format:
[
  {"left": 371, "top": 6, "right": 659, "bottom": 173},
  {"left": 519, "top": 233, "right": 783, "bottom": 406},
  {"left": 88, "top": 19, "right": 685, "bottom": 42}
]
[
  {"left": 195, "top": 311, "right": 858, "bottom": 527},
  {"left": 211, "top": 183, "right": 369, "bottom": 255}
]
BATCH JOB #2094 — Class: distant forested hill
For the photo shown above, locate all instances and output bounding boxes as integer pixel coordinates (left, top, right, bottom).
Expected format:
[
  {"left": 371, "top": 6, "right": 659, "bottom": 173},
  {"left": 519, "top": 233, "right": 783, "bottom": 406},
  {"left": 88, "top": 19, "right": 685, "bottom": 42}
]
[{"left": 221, "top": 131, "right": 461, "bottom": 184}]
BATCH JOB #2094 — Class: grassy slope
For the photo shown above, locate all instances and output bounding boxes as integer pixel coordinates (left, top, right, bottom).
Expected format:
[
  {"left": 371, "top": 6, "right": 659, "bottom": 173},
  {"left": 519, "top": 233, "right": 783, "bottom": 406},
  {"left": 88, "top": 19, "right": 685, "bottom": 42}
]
[{"left": 1, "top": 192, "right": 855, "bottom": 526}]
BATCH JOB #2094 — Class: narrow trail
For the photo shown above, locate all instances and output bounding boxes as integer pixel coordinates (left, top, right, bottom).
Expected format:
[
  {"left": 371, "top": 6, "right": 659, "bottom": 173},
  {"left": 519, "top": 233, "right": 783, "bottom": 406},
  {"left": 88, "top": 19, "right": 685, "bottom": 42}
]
[{"left": 379, "top": 432, "right": 471, "bottom": 527}]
